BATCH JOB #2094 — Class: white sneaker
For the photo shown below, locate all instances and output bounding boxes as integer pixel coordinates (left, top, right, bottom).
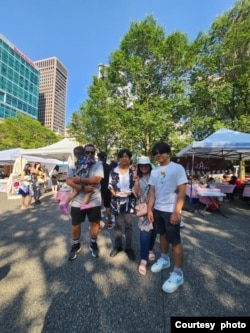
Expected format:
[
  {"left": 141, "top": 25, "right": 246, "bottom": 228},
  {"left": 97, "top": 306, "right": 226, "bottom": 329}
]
[
  {"left": 162, "top": 271, "right": 184, "bottom": 293},
  {"left": 151, "top": 257, "right": 170, "bottom": 273}
]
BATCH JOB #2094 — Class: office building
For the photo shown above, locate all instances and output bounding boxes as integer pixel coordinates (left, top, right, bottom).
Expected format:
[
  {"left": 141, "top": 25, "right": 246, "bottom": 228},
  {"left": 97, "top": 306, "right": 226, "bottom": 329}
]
[
  {"left": 0, "top": 34, "right": 40, "bottom": 120},
  {"left": 34, "top": 57, "right": 67, "bottom": 135}
]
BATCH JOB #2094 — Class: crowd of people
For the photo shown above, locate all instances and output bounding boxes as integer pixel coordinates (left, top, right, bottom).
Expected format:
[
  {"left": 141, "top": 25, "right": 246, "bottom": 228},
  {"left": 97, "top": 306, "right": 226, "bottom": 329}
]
[
  {"left": 57, "top": 142, "right": 187, "bottom": 294},
  {"left": 16, "top": 141, "right": 249, "bottom": 295},
  {"left": 18, "top": 141, "right": 188, "bottom": 293},
  {"left": 19, "top": 161, "right": 48, "bottom": 209}
]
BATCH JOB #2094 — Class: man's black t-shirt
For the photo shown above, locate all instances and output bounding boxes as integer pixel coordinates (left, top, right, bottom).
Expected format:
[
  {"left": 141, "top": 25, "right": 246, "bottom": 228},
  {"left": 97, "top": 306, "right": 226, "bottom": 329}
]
[{"left": 101, "top": 162, "right": 112, "bottom": 192}]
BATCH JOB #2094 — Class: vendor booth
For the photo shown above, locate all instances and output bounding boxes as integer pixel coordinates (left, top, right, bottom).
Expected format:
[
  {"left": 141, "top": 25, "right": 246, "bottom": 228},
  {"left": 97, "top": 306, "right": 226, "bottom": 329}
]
[
  {"left": 0, "top": 150, "right": 64, "bottom": 196},
  {"left": 23, "top": 138, "right": 79, "bottom": 161},
  {"left": 176, "top": 128, "right": 250, "bottom": 207},
  {"left": 0, "top": 138, "right": 81, "bottom": 197},
  {"left": 176, "top": 128, "right": 250, "bottom": 161}
]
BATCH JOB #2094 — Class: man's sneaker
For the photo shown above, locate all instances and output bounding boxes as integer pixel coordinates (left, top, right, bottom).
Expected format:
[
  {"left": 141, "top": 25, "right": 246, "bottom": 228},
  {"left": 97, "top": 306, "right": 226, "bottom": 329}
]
[
  {"left": 162, "top": 271, "right": 184, "bottom": 293},
  {"left": 151, "top": 257, "right": 170, "bottom": 273},
  {"left": 89, "top": 242, "right": 99, "bottom": 257},
  {"left": 68, "top": 243, "right": 81, "bottom": 260}
]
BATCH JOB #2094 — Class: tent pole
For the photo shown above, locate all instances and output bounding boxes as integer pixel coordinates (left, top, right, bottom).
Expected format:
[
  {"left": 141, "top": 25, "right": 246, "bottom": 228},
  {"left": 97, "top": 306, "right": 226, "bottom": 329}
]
[
  {"left": 190, "top": 151, "right": 194, "bottom": 200},
  {"left": 239, "top": 154, "right": 245, "bottom": 180}
]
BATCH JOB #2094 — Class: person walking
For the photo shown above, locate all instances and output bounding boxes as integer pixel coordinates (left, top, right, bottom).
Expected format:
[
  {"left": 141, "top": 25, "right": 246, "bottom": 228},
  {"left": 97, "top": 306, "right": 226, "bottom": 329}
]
[
  {"left": 66, "top": 144, "right": 104, "bottom": 259},
  {"left": 109, "top": 149, "right": 136, "bottom": 261},
  {"left": 31, "top": 162, "right": 44, "bottom": 204},
  {"left": 20, "top": 163, "right": 34, "bottom": 209},
  {"left": 50, "top": 165, "right": 59, "bottom": 196},
  {"left": 147, "top": 142, "right": 188, "bottom": 293},
  {"left": 133, "top": 156, "right": 156, "bottom": 275}
]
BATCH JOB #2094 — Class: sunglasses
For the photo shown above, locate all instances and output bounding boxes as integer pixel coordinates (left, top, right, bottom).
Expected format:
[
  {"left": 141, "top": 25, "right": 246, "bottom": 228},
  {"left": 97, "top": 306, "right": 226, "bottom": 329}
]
[
  {"left": 85, "top": 151, "right": 95, "bottom": 156},
  {"left": 153, "top": 151, "right": 167, "bottom": 156}
]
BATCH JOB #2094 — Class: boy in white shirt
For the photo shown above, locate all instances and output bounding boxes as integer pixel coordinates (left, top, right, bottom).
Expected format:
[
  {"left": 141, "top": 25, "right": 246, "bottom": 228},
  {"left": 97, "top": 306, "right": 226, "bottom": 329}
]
[{"left": 147, "top": 142, "right": 187, "bottom": 293}]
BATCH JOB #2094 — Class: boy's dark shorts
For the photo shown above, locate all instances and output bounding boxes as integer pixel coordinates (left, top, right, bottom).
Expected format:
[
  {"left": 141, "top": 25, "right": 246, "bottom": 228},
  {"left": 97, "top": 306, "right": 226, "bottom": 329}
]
[
  {"left": 71, "top": 206, "right": 101, "bottom": 226},
  {"left": 153, "top": 209, "right": 181, "bottom": 245}
]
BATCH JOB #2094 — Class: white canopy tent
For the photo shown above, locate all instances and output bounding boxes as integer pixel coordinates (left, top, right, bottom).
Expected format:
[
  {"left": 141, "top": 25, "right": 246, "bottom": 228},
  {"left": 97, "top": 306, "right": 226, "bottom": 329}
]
[
  {"left": 0, "top": 148, "right": 62, "bottom": 169},
  {"left": 176, "top": 128, "right": 250, "bottom": 161},
  {"left": 176, "top": 128, "right": 250, "bottom": 180},
  {"left": 0, "top": 149, "right": 64, "bottom": 195},
  {"left": 0, "top": 148, "right": 27, "bottom": 164},
  {"left": 23, "top": 138, "right": 79, "bottom": 162}
]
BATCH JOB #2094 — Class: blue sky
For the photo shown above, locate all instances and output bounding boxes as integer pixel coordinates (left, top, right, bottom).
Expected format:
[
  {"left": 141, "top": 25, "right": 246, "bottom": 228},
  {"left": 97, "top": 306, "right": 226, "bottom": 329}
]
[{"left": 1, "top": 0, "right": 235, "bottom": 124}]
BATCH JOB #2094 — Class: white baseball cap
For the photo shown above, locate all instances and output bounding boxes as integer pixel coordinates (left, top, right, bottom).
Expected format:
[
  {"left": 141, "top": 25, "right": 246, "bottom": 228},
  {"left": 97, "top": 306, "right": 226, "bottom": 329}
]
[{"left": 137, "top": 156, "right": 151, "bottom": 165}]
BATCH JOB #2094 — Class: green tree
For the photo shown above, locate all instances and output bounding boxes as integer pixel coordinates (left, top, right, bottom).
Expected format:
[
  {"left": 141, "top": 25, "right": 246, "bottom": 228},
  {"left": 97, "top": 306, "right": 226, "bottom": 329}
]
[
  {"left": 188, "top": 0, "right": 250, "bottom": 139},
  {"left": 69, "top": 15, "right": 192, "bottom": 155},
  {"left": 68, "top": 1, "right": 249, "bottom": 155},
  {"left": 0, "top": 113, "right": 61, "bottom": 150}
]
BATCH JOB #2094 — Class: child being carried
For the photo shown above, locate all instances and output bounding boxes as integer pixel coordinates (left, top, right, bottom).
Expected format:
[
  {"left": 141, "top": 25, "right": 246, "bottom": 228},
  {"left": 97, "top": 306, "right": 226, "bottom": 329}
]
[{"left": 60, "top": 146, "right": 95, "bottom": 215}]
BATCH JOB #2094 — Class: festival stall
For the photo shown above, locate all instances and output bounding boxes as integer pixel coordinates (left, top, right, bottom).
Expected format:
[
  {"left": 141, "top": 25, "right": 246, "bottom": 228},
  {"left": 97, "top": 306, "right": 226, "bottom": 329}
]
[
  {"left": 0, "top": 149, "right": 63, "bottom": 195},
  {"left": 23, "top": 138, "right": 79, "bottom": 161},
  {"left": 176, "top": 128, "right": 250, "bottom": 201}
]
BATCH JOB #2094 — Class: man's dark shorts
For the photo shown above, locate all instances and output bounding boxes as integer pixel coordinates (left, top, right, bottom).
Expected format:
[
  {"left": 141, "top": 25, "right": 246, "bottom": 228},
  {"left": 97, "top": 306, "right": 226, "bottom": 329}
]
[
  {"left": 153, "top": 209, "right": 181, "bottom": 245},
  {"left": 101, "top": 189, "right": 111, "bottom": 208},
  {"left": 71, "top": 206, "right": 101, "bottom": 226}
]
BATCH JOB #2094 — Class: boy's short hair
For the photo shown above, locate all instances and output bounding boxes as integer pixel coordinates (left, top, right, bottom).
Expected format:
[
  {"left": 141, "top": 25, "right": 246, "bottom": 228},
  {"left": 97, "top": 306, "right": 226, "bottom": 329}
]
[
  {"left": 151, "top": 142, "right": 171, "bottom": 156},
  {"left": 98, "top": 151, "right": 107, "bottom": 162},
  {"left": 73, "top": 146, "right": 85, "bottom": 159},
  {"left": 117, "top": 149, "right": 132, "bottom": 158}
]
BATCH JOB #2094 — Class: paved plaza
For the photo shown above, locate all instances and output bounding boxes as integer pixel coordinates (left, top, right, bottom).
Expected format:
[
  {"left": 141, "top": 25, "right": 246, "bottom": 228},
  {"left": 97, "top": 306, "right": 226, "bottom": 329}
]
[{"left": 0, "top": 192, "right": 249, "bottom": 333}]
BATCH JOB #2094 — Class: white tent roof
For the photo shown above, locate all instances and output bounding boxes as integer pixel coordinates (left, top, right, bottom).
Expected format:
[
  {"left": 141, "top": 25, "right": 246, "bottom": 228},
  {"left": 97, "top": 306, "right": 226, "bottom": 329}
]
[
  {"left": 0, "top": 148, "right": 25, "bottom": 163},
  {"left": 176, "top": 128, "right": 250, "bottom": 160},
  {"left": 22, "top": 138, "right": 79, "bottom": 161}
]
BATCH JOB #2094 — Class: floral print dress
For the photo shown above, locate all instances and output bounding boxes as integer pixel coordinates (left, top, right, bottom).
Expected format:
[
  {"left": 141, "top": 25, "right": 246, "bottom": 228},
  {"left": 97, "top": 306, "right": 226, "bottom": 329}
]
[{"left": 137, "top": 175, "right": 153, "bottom": 232}]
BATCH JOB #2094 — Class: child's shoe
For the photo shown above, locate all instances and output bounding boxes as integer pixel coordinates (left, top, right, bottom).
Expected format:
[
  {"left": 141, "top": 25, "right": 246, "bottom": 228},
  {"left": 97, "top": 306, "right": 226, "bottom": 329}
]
[
  {"left": 80, "top": 204, "right": 92, "bottom": 210},
  {"left": 60, "top": 203, "right": 69, "bottom": 215}
]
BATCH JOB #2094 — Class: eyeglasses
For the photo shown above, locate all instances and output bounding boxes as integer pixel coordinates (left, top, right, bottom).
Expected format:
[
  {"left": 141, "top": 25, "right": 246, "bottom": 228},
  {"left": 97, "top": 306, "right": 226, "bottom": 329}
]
[{"left": 85, "top": 151, "right": 95, "bottom": 155}]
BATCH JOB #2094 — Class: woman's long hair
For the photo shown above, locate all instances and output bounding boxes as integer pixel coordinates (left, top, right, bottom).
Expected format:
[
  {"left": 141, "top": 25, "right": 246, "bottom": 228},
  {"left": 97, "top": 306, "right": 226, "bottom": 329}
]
[{"left": 23, "top": 163, "right": 31, "bottom": 175}]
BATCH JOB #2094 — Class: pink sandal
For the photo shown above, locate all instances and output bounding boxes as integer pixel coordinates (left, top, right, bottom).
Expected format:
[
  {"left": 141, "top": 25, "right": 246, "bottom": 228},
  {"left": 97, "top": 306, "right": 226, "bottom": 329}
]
[
  {"left": 138, "top": 260, "right": 147, "bottom": 276},
  {"left": 80, "top": 204, "right": 93, "bottom": 210}
]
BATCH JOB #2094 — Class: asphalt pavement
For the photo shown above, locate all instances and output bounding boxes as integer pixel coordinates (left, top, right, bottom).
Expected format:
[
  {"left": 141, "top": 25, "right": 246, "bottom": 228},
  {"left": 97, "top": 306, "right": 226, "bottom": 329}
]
[{"left": 0, "top": 191, "right": 249, "bottom": 333}]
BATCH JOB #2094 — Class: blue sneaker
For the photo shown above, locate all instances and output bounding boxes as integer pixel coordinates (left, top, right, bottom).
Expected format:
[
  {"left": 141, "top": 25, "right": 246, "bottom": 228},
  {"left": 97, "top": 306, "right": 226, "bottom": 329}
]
[
  {"left": 151, "top": 257, "right": 170, "bottom": 273},
  {"left": 162, "top": 271, "right": 184, "bottom": 293}
]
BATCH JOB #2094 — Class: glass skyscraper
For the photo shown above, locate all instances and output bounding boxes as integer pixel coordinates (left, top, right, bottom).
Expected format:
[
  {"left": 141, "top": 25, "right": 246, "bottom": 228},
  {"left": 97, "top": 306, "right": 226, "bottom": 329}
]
[{"left": 0, "top": 34, "right": 40, "bottom": 120}]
